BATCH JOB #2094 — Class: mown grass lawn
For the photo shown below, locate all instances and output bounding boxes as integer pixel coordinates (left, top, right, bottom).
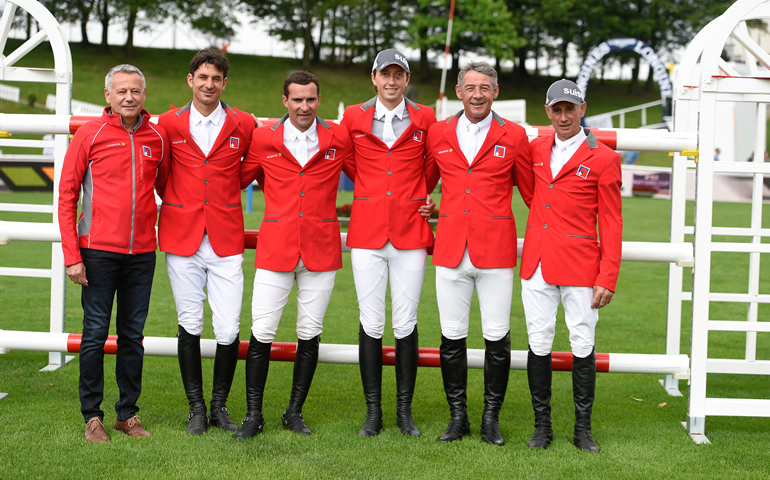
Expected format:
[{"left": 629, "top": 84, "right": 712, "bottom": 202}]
[{"left": 1, "top": 190, "right": 768, "bottom": 479}]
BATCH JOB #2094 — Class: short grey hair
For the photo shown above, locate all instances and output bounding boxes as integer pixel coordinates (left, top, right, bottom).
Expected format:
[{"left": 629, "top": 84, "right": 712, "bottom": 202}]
[
  {"left": 105, "top": 64, "right": 146, "bottom": 91},
  {"left": 457, "top": 61, "right": 498, "bottom": 90}
]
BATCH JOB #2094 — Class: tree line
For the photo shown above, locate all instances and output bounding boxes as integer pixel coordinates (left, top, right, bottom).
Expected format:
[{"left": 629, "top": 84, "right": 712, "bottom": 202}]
[{"left": 26, "top": 0, "right": 732, "bottom": 85}]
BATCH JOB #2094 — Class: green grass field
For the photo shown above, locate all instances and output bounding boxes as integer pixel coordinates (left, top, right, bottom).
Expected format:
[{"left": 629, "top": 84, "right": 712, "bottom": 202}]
[{"left": 1, "top": 190, "right": 769, "bottom": 479}]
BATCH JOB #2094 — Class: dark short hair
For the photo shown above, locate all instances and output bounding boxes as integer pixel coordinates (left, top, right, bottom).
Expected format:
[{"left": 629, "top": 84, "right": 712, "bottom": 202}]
[
  {"left": 189, "top": 48, "right": 229, "bottom": 78},
  {"left": 283, "top": 71, "right": 320, "bottom": 98}
]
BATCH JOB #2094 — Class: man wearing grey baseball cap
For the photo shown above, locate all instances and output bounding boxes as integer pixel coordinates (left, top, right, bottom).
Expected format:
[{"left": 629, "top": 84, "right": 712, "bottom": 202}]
[
  {"left": 516, "top": 79, "right": 623, "bottom": 452},
  {"left": 340, "top": 48, "right": 436, "bottom": 437}
]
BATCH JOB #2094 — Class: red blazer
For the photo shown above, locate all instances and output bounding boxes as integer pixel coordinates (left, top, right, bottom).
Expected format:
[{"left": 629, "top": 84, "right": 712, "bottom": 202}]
[
  {"left": 517, "top": 128, "right": 623, "bottom": 291},
  {"left": 240, "top": 115, "right": 353, "bottom": 272},
  {"left": 341, "top": 97, "right": 436, "bottom": 250},
  {"left": 426, "top": 111, "right": 531, "bottom": 269},
  {"left": 157, "top": 101, "right": 256, "bottom": 257}
]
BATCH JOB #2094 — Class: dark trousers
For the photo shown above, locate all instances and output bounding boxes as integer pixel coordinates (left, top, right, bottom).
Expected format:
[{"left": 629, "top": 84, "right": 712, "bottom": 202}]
[{"left": 79, "top": 248, "right": 155, "bottom": 423}]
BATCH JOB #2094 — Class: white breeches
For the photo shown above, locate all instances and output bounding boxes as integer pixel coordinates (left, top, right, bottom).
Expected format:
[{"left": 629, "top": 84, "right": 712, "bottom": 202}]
[
  {"left": 351, "top": 242, "right": 427, "bottom": 340},
  {"left": 521, "top": 263, "right": 597, "bottom": 358},
  {"left": 435, "top": 248, "right": 513, "bottom": 342}
]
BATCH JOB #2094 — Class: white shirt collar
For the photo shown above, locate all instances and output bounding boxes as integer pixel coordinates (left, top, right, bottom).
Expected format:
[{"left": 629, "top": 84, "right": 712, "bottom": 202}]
[
  {"left": 190, "top": 101, "right": 224, "bottom": 126},
  {"left": 459, "top": 111, "right": 493, "bottom": 132},
  {"left": 284, "top": 116, "right": 318, "bottom": 142},
  {"left": 554, "top": 128, "right": 586, "bottom": 150},
  {"left": 375, "top": 97, "right": 406, "bottom": 121}
]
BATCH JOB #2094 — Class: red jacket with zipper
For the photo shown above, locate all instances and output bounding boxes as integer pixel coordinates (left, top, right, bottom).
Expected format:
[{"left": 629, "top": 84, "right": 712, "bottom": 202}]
[{"left": 58, "top": 107, "right": 169, "bottom": 266}]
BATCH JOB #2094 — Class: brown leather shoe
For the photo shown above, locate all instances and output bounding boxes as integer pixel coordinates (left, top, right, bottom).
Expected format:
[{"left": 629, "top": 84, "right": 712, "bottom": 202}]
[
  {"left": 85, "top": 417, "right": 110, "bottom": 443},
  {"left": 114, "top": 415, "right": 152, "bottom": 438}
]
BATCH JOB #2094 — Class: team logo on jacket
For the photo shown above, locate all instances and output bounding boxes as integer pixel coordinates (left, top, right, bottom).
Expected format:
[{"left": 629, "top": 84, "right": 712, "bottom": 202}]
[
  {"left": 494, "top": 145, "right": 506, "bottom": 158},
  {"left": 325, "top": 148, "right": 336, "bottom": 160},
  {"left": 142, "top": 145, "right": 152, "bottom": 158},
  {"left": 413, "top": 130, "right": 424, "bottom": 143},
  {"left": 230, "top": 137, "right": 240, "bottom": 149},
  {"left": 577, "top": 165, "right": 590, "bottom": 179}
]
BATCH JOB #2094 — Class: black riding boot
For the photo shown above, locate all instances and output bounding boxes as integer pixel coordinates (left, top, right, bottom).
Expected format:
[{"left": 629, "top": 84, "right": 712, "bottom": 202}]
[
  {"left": 439, "top": 335, "right": 470, "bottom": 442},
  {"left": 395, "top": 327, "right": 420, "bottom": 437},
  {"left": 480, "top": 332, "right": 510, "bottom": 446},
  {"left": 526, "top": 347, "right": 553, "bottom": 449},
  {"left": 178, "top": 325, "right": 207, "bottom": 435},
  {"left": 233, "top": 335, "right": 270, "bottom": 439},
  {"left": 358, "top": 324, "right": 383, "bottom": 436},
  {"left": 209, "top": 336, "right": 239, "bottom": 431},
  {"left": 573, "top": 348, "right": 600, "bottom": 452},
  {"left": 282, "top": 336, "right": 320, "bottom": 435}
]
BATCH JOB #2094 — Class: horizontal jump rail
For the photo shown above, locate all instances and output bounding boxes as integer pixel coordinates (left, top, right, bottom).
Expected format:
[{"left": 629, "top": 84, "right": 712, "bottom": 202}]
[
  {"left": 0, "top": 114, "right": 697, "bottom": 153},
  {"left": 0, "top": 224, "right": 694, "bottom": 265},
  {"left": 0, "top": 330, "right": 690, "bottom": 377}
]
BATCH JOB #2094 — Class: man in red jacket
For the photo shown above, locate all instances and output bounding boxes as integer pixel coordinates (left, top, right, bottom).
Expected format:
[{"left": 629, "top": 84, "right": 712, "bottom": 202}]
[
  {"left": 59, "top": 64, "right": 168, "bottom": 442},
  {"left": 426, "top": 62, "right": 531, "bottom": 446},
  {"left": 157, "top": 48, "right": 256, "bottom": 435},
  {"left": 233, "top": 71, "right": 353, "bottom": 439},
  {"left": 340, "top": 48, "right": 436, "bottom": 437},
  {"left": 517, "top": 79, "right": 622, "bottom": 452}
]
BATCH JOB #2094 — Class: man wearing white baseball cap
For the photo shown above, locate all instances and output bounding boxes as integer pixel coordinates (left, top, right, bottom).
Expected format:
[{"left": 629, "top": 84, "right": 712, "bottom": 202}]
[
  {"left": 341, "top": 48, "right": 436, "bottom": 437},
  {"left": 517, "top": 79, "right": 623, "bottom": 452}
]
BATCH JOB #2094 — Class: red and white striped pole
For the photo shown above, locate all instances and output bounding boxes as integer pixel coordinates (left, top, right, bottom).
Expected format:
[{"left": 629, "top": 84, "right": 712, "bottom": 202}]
[
  {"left": 436, "top": 0, "right": 457, "bottom": 119},
  {"left": 0, "top": 330, "right": 689, "bottom": 375}
]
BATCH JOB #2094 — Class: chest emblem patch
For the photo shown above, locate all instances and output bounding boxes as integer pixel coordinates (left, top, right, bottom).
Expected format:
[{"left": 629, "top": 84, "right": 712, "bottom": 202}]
[
  {"left": 494, "top": 145, "right": 506, "bottom": 158},
  {"left": 576, "top": 165, "right": 590, "bottom": 179},
  {"left": 230, "top": 137, "right": 240, "bottom": 149},
  {"left": 413, "top": 130, "right": 424, "bottom": 143},
  {"left": 142, "top": 146, "right": 152, "bottom": 158},
  {"left": 325, "top": 148, "right": 336, "bottom": 160}
]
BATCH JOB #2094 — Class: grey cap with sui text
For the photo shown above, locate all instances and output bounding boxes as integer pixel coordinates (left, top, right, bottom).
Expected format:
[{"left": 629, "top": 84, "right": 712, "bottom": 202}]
[
  {"left": 372, "top": 49, "right": 410, "bottom": 73},
  {"left": 545, "top": 79, "right": 585, "bottom": 107}
]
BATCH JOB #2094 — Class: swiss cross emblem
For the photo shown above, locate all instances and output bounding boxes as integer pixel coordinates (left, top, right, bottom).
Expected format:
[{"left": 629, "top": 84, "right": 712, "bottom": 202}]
[
  {"left": 230, "top": 137, "right": 240, "bottom": 149},
  {"left": 494, "top": 145, "right": 506, "bottom": 158},
  {"left": 577, "top": 165, "right": 590, "bottom": 179},
  {"left": 142, "top": 145, "right": 152, "bottom": 158},
  {"left": 413, "top": 130, "right": 424, "bottom": 142},
  {"left": 325, "top": 148, "right": 336, "bottom": 160}
]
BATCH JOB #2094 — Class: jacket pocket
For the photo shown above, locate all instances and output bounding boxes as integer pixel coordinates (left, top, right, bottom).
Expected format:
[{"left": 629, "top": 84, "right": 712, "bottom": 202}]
[
  {"left": 162, "top": 202, "right": 185, "bottom": 209},
  {"left": 322, "top": 218, "right": 338, "bottom": 223},
  {"left": 263, "top": 219, "right": 279, "bottom": 222},
  {"left": 566, "top": 234, "right": 595, "bottom": 240},
  {"left": 353, "top": 197, "right": 370, "bottom": 200},
  {"left": 408, "top": 197, "right": 427, "bottom": 201},
  {"left": 491, "top": 216, "right": 512, "bottom": 219},
  {"left": 226, "top": 203, "right": 242, "bottom": 208}
]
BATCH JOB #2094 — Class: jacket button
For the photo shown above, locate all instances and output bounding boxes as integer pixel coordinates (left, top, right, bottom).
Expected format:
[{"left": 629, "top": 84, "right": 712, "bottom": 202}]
[
  {"left": 204, "top": 180, "right": 209, "bottom": 185},
  {"left": 388, "top": 150, "right": 392, "bottom": 155},
  {"left": 299, "top": 212, "right": 304, "bottom": 217},
  {"left": 546, "top": 204, "right": 550, "bottom": 209},
  {"left": 387, "top": 191, "right": 391, "bottom": 195},
  {"left": 300, "top": 171, "right": 304, "bottom": 176},
  {"left": 467, "top": 168, "right": 472, "bottom": 173},
  {"left": 544, "top": 224, "right": 548, "bottom": 229},
  {"left": 466, "top": 189, "right": 470, "bottom": 194},
  {"left": 463, "top": 210, "right": 467, "bottom": 214},
  {"left": 204, "top": 160, "right": 209, "bottom": 164},
  {"left": 549, "top": 184, "right": 554, "bottom": 188},
  {"left": 387, "top": 170, "right": 392, "bottom": 175},
  {"left": 204, "top": 200, "right": 208, "bottom": 205},
  {"left": 300, "top": 192, "right": 305, "bottom": 197}
]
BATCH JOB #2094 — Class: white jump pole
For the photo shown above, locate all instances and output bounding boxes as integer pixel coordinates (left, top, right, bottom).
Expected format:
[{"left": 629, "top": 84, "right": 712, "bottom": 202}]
[{"left": 0, "top": 330, "right": 690, "bottom": 377}]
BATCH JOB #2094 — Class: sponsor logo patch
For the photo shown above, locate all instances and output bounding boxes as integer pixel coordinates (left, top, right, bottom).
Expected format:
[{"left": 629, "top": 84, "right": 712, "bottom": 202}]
[
  {"left": 325, "top": 148, "right": 336, "bottom": 160},
  {"left": 266, "top": 153, "right": 279, "bottom": 159},
  {"left": 172, "top": 139, "right": 186, "bottom": 145},
  {"left": 576, "top": 165, "right": 590, "bottom": 179},
  {"left": 494, "top": 145, "right": 506, "bottom": 158},
  {"left": 413, "top": 130, "right": 423, "bottom": 143},
  {"left": 230, "top": 137, "right": 240, "bottom": 149},
  {"left": 142, "top": 145, "right": 152, "bottom": 158}
]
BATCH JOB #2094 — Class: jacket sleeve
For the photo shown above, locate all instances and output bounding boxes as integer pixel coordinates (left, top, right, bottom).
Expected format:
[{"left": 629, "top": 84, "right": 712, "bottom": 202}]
[
  {"left": 425, "top": 123, "right": 441, "bottom": 193},
  {"left": 239, "top": 128, "right": 264, "bottom": 190},
  {"left": 339, "top": 114, "right": 357, "bottom": 182},
  {"left": 422, "top": 113, "right": 438, "bottom": 193},
  {"left": 154, "top": 128, "right": 170, "bottom": 200},
  {"left": 594, "top": 151, "right": 623, "bottom": 292},
  {"left": 57, "top": 130, "right": 91, "bottom": 266},
  {"left": 514, "top": 133, "right": 535, "bottom": 208}
]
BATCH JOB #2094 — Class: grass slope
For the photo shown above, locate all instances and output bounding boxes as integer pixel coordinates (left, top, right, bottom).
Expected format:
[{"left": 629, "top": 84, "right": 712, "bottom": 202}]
[{"left": 0, "top": 191, "right": 768, "bottom": 479}]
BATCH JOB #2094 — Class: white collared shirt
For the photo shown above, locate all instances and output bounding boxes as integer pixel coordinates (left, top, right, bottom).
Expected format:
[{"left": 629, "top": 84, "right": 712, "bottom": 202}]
[
  {"left": 189, "top": 102, "right": 225, "bottom": 157},
  {"left": 283, "top": 118, "right": 319, "bottom": 167},
  {"left": 372, "top": 97, "right": 410, "bottom": 144},
  {"left": 456, "top": 112, "right": 493, "bottom": 165},
  {"left": 550, "top": 128, "right": 587, "bottom": 178}
]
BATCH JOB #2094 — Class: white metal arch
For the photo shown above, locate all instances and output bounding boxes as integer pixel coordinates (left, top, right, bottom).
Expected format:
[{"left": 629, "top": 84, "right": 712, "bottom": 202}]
[
  {"left": 673, "top": 0, "right": 770, "bottom": 444},
  {"left": 0, "top": 0, "right": 73, "bottom": 370}
]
